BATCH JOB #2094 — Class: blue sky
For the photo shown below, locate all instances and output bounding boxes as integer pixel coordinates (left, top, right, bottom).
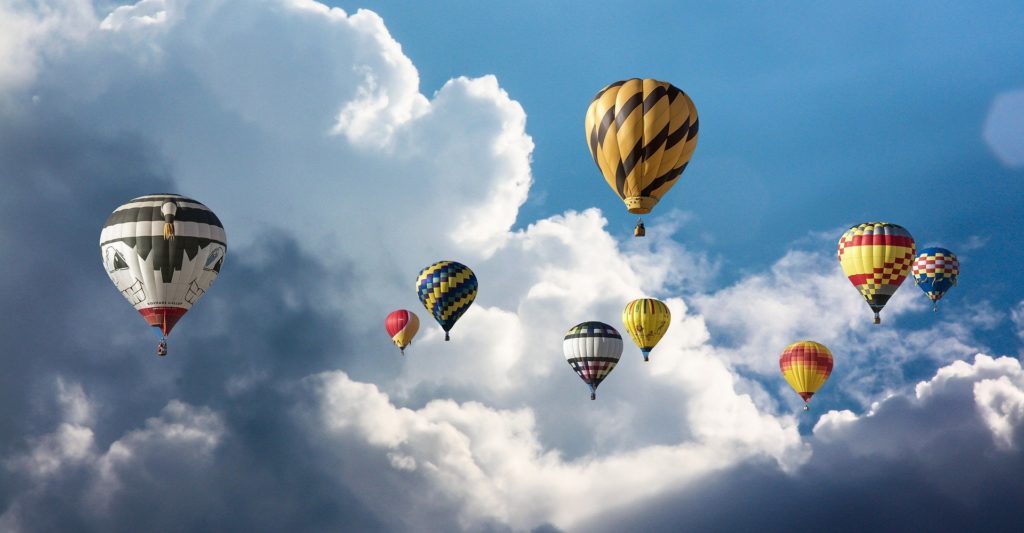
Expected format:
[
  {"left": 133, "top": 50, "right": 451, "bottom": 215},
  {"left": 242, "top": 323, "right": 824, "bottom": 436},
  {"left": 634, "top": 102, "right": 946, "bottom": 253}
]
[
  {"left": 1, "top": 1, "right": 1023, "bottom": 531},
  {"left": 364, "top": 0, "right": 1024, "bottom": 344}
]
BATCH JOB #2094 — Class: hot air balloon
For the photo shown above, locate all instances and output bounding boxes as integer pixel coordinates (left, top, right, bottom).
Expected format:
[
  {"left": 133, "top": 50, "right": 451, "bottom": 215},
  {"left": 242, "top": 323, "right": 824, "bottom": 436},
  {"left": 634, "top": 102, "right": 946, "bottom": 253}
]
[
  {"left": 100, "top": 194, "right": 226, "bottom": 356},
  {"left": 837, "top": 222, "right": 916, "bottom": 324},
  {"left": 911, "top": 247, "right": 959, "bottom": 311},
  {"left": 415, "top": 260, "right": 477, "bottom": 341},
  {"left": 585, "top": 78, "right": 699, "bottom": 237},
  {"left": 385, "top": 309, "right": 420, "bottom": 355},
  {"left": 779, "top": 340, "right": 833, "bottom": 411},
  {"left": 563, "top": 321, "right": 623, "bottom": 400},
  {"left": 622, "top": 298, "right": 671, "bottom": 362}
]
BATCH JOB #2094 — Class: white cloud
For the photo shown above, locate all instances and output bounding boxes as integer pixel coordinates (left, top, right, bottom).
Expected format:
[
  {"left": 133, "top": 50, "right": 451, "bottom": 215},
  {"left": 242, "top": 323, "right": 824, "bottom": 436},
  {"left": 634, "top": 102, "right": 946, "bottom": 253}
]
[
  {"left": 57, "top": 377, "right": 95, "bottom": 426},
  {"left": 975, "top": 375, "right": 1024, "bottom": 449},
  {"left": 817, "top": 354, "right": 1024, "bottom": 453},
  {"left": 0, "top": 0, "right": 97, "bottom": 96},
  {"left": 330, "top": 9, "right": 430, "bottom": 147},
  {"left": 7, "top": 422, "right": 95, "bottom": 480},
  {"left": 304, "top": 370, "right": 802, "bottom": 531},
  {"left": 24, "top": 0, "right": 531, "bottom": 275},
  {"left": 100, "top": 0, "right": 170, "bottom": 31},
  {"left": 5, "top": 387, "right": 224, "bottom": 509},
  {"left": 3, "top": 378, "right": 96, "bottom": 480},
  {"left": 89, "top": 399, "right": 224, "bottom": 507}
]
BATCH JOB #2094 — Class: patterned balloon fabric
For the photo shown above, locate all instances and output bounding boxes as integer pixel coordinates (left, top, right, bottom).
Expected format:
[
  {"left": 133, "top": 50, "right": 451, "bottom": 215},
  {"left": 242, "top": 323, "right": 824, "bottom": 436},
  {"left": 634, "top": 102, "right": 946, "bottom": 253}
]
[
  {"left": 779, "top": 341, "right": 834, "bottom": 407},
  {"left": 837, "top": 222, "right": 916, "bottom": 324},
  {"left": 911, "top": 247, "right": 959, "bottom": 309},
  {"left": 563, "top": 321, "right": 623, "bottom": 400},
  {"left": 100, "top": 194, "right": 226, "bottom": 353},
  {"left": 585, "top": 78, "right": 699, "bottom": 235},
  {"left": 415, "top": 261, "right": 478, "bottom": 341},
  {"left": 385, "top": 309, "right": 420, "bottom": 354},
  {"left": 621, "top": 298, "right": 671, "bottom": 362}
]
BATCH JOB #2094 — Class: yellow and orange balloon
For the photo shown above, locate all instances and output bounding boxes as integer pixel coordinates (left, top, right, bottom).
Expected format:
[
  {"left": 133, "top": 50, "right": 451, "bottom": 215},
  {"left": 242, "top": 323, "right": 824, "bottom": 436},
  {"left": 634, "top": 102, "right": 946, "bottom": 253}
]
[
  {"left": 779, "top": 340, "right": 833, "bottom": 410},
  {"left": 585, "top": 78, "right": 699, "bottom": 236}
]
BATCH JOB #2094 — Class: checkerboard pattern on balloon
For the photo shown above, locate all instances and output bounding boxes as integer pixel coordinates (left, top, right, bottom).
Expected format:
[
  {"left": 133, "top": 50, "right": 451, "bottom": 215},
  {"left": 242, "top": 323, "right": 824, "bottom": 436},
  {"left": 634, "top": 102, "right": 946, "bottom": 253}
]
[
  {"left": 911, "top": 247, "right": 959, "bottom": 302},
  {"left": 416, "top": 261, "right": 478, "bottom": 332},
  {"left": 568, "top": 358, "right": 618, "bottom": 384},
  {"left": 837, "top": 222, "right": 916, "bottom": 309}
]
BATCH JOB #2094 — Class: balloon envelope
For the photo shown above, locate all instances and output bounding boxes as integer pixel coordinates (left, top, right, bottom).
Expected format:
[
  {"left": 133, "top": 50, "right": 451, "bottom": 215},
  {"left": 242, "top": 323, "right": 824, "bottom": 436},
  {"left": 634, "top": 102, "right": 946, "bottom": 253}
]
[
  {"left": 779, "top": 340, "right": 833, "bottom": 405},
  {"left": 100, "top": 194, "right": 226, "bottom": 339},
  {"left": 563, "top": 321, "right": 623, "bottom": 400},
  {"left": 837, "top": 222, "right": 915, "bottom": 323},
  {"left": 415, "top": 260, "right": 477, "bottom": 340},
  {"left": 911, "top": 247, "right": 959, "bottom": 308},
  {"left": 622, "top": 298, "right": 671, "bottom": 361},
  {"left": 585, "top": 78, "right": 699, "bottom": 218},
  {"left": 385, "top": 309, "right": 420, "bottom": 353}
]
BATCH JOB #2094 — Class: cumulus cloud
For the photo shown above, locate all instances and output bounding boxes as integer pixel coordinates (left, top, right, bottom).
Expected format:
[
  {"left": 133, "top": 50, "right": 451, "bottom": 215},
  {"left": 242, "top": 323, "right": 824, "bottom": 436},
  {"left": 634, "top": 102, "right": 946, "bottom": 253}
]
[
  {"left": 3, "top": 387, "right": 225, "bottom": 531},
  {"left": 302, "top": 367, "right": 801, "bottom": 531},
  {"left": 0, "top": 0, "right": 97, "bottom": 95},
  {"left": 29, "top": 0, "right": 528, "bottom": 264},
  {"left": 575, "top": 354, "right": 1024, "bottom": 533}
]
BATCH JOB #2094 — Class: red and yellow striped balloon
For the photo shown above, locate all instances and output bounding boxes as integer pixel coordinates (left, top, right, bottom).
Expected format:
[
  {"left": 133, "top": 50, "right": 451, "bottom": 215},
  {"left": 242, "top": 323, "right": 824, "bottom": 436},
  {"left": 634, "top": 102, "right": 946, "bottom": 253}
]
[
  {"left": 779, "top": 341, "right": 833, "bottom": 409},
  {"left": 837, "top": 222, "right": 915, "bottom": 324}
]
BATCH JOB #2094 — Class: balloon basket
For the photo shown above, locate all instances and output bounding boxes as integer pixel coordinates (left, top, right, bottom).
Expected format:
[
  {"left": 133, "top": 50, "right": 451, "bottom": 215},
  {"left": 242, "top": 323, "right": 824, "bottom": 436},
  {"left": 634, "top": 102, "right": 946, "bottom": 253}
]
[{"left": 634, "top": 220, "right": 646, "bottom": 237}]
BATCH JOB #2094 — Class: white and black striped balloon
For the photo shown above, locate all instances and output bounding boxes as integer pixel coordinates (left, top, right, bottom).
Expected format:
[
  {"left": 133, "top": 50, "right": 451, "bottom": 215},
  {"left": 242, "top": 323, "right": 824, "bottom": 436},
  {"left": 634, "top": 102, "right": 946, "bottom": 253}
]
[{"left": 563, "top": 321, "right": 622, "bottom": 400}]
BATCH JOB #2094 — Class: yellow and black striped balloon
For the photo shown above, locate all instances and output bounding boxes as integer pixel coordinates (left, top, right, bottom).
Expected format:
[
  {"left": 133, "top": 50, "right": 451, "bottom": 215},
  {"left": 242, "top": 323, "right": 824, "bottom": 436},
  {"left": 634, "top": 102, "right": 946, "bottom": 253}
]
[{"left": 585, "top": 78, "right": 699, "bottom": 220}]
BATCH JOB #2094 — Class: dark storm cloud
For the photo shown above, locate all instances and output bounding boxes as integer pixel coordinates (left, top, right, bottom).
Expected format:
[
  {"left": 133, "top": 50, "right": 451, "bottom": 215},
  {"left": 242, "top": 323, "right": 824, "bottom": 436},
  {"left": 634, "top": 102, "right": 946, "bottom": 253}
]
[
  {"left": 580, "top": 372, "right": 1024, "bottom": 533},
  {"left": 0, "top": 106, "right": 175, "bottom": 443},
  {"left": 0, "top": 105, "right": 391, "bottom": 530}
]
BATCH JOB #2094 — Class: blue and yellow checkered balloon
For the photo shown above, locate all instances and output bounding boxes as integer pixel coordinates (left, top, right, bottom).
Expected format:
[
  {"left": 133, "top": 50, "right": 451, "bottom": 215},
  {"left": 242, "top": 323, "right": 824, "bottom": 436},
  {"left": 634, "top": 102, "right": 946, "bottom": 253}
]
[{"left": 416, "top": 260, "right": 478, "bottom": 341}]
